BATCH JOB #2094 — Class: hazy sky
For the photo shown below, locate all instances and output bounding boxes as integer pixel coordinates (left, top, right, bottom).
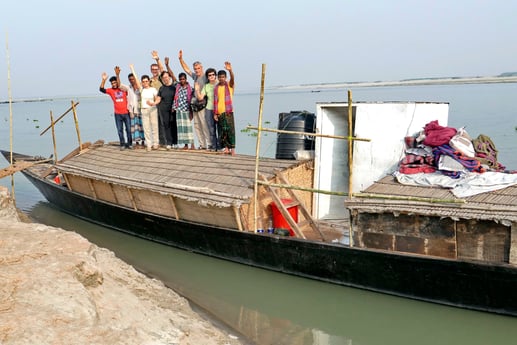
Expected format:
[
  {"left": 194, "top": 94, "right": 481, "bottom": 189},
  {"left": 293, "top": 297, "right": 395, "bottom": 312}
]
[{"left": 1, "top": 0, "right": 516, "bottom": 99}]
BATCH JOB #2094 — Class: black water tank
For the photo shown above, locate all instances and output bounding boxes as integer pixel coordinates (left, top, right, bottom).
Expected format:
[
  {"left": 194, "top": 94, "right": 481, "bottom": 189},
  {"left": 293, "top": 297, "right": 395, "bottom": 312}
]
[{"left": 275, "top": 111, "right": 315, "bottom": 159}]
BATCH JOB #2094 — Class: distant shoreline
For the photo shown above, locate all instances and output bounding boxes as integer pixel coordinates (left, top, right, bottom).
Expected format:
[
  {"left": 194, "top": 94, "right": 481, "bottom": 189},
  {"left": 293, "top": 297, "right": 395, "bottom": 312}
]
[
  {"left": 0, "top": 97, "right": 54, "bottom": 104},
  {"left": 2, "top": 76, "right": 517, "bottom": 102},
  {"left": 269, "top": 75, "right": 517, "bottom": 91}
]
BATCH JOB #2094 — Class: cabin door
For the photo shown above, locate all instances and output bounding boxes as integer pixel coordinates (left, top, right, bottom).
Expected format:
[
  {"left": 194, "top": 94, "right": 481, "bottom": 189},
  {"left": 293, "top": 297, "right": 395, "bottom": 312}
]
[{"left": 313, "top": 104, "right": 351, "bottom": 220}]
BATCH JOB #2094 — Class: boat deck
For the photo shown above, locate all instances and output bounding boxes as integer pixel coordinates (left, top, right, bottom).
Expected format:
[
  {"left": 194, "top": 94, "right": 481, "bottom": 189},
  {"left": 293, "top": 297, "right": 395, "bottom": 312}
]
[
  {"left": 346, "top": 175, "right": 517, "bottom": 223},
  {"left": 54, "top": 143, "right": 307, "bottom": 207},
  {"left": 20, "top": 144, "right": 350, "bottom": 242}
]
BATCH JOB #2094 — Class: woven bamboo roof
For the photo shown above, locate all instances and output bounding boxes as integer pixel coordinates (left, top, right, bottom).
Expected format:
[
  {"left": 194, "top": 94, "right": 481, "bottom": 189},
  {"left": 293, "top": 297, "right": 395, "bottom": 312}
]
[
  {"left": 56, "top": 145, "right": 306, "bottom": 207},
  {"left": 345, "top": 175, "right": 517, "bottom": 224}
]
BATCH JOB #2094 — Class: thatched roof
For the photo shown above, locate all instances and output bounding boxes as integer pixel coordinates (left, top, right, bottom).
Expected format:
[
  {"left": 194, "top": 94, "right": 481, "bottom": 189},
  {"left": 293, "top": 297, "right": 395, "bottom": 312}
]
[
  {"left": 56, "top": 145, "right": 307, "bottom": 207},
  {"left": 345, "top": 175, "right": 517, "bottom": 224}
]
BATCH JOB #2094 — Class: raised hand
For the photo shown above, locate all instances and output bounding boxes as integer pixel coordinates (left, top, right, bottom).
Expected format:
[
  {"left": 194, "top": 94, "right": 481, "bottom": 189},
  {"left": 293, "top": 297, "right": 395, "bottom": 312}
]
[
  {"left": 114, "top": 66, "right": 121, "bottom": 75},
  {"left": 224, "top": 61, "right": 232, "bottom": 71},
  {"left": 151, "top": 50, "right": 159, "bottom": 60},
  {"left": 102, "top": 72, "right": 108, "bottom": 80}
]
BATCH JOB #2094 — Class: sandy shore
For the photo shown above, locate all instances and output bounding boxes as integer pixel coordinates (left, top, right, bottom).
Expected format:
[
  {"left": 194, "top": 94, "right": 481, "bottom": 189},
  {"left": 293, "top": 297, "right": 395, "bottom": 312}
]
[{"left": 0, "top": 186, "right": 245, "bottom": 345}]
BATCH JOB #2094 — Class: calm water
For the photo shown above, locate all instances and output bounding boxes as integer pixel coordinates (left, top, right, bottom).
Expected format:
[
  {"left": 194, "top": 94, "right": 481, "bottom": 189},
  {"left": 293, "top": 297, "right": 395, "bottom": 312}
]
[{"left": 1, "top": 84, "right": 517, "bottom": 345}]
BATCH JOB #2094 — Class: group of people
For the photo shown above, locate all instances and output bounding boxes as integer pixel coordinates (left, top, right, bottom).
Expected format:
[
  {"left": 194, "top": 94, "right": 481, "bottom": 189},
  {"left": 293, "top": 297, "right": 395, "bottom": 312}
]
[{"left": 99, "top": 50, "right": 236, "bottom": 155}]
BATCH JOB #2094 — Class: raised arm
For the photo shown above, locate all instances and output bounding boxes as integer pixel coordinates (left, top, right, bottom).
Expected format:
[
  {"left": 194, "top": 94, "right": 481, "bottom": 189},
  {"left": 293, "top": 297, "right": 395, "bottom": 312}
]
[
  {"left": 178, "top": 49, "right": 193, "bottom": 78},
  {"left": 151, "top": 50, "right": 165, "bottom": 72},
  {"left": 129, "top": 64, "right": 141, "bottom": 90},
  {"left": 164, "top": 56, "right": 177, "bottom": 82},
  {"left": 99, "top": 72, "right": 108, "bottom": 92},
  {"left": 225, "top": 61, "right": 235, "bottom": 88},
  {"left": 115, "top": 66, "right": 128, "bottom": 91}
]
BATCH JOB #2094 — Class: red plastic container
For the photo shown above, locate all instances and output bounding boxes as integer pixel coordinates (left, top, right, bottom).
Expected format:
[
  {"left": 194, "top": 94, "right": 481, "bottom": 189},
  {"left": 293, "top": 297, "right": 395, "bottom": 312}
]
[{"left": 270, "top": 199, "right": 298, "bottom": 236}]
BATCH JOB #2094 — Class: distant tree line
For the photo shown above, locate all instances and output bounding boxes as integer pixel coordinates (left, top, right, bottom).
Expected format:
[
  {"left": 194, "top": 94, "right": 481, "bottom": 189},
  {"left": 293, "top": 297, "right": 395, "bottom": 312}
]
[{"left": 498, "top": 72, "right": 517, "bottom": 77}]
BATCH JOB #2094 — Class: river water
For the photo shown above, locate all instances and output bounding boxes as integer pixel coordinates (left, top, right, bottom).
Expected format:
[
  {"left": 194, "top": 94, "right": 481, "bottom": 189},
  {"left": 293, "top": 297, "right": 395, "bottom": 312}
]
[{"left": 1, "top": 83, "right": 516, "bottom": 345}]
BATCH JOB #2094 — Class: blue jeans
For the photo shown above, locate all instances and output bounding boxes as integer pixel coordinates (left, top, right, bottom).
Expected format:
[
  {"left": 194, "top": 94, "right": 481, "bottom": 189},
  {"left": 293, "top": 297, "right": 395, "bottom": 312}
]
[{"left": 114, "top": 113, "right": 132, "bottom": 147}]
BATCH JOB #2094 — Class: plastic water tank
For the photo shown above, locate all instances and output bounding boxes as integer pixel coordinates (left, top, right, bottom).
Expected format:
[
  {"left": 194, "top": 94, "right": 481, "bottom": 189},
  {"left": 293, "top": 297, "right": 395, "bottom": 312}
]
[{"left": 275, "top": 111, "right": 315, "bottom": 159}]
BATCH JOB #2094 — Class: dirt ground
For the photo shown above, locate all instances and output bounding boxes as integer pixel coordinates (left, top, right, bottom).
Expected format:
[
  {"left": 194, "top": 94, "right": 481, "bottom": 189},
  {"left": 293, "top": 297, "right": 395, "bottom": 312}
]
[{"left": 0, "top": 186, "right": 245, "bottom": 345}]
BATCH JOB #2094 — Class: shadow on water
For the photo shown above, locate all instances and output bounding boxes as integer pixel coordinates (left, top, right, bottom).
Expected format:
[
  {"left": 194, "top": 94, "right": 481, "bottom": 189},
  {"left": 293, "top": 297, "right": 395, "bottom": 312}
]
[{"left": 27, "top": 201, "right": 517, "bottom": 345}]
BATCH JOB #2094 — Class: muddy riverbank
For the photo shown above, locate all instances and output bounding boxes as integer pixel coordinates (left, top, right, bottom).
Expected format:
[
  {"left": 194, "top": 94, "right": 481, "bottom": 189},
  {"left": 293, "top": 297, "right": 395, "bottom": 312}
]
[{"left": 0, "top": 186, "right": 245, "bottom": 345}]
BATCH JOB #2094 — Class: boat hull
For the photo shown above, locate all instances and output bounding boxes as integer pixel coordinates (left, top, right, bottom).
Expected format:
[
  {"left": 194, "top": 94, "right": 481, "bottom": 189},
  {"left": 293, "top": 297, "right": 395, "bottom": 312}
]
[{"left": 22, "top": 169, "right": 517, "bottom": 316}]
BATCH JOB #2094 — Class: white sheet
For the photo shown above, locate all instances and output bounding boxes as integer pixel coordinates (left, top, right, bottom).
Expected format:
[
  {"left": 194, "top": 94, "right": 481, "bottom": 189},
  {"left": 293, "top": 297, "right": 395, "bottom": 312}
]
[{"left": 393, "top": 171, "right": 517, "bottom": 198}]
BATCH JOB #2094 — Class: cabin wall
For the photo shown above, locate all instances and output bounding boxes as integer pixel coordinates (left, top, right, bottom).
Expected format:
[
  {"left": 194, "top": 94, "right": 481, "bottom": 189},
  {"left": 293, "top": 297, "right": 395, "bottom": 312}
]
[
  {"left": 351, "top": 211, "right": 511, "bottom": 263},
  {"left": 241, "top": 162, "right": 314, "bottom": 232},
  {"left": 63, "top": 173, "right": 239, "bottom": 229},
  {"left": 510, "top": 222, "right": 517, "bottom": 265},
  {"left": 351, "top": 211, "right": 456, "bottom": 258},
  {"left": 456, "top": 219, "right": 510, "bottom": 263},
  {"left": 314, "top": 102, "right": 449, "bottom": 220}
]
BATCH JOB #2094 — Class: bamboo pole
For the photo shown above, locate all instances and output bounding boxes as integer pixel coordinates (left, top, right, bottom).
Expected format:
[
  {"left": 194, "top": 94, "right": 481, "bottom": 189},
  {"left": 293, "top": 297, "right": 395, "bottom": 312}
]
[
  {"left": 245, "top": 126, "right": 371, "bottom": 142},
  {"left": 347, "top": 90, "right": 353, "bottom": 246},
  {"left": 347, "top": 90, "right": 353, "bottom": 197},
  {"left": 5, "top": 32, "right": 15, "bottom": 204},
  {"left": 256, "top": 181, "right": 466, "bottom": 205},
  {"left": 257, "top": 180, "right": 348, "bottom": 196},
  {"left": 352, "top": 192, "right": 465, "bottom": 204},
  {"left": 50, "top": 111, "right": 58, "bottom": 162},
  {"left": 71, "top": 100, "right": 83, "bottom": 151},
  {"left": 253, "top": 64, "right": 266, "bottom": 232},
  {"left": 39, "top": 101, "right": 80, "bottom": 136}
]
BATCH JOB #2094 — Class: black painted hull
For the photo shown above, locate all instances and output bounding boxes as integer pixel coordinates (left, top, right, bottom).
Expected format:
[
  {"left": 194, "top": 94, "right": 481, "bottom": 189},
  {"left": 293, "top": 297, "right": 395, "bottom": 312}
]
[{"left": 22, "top": 169, "right": 517, "bottom": 316}]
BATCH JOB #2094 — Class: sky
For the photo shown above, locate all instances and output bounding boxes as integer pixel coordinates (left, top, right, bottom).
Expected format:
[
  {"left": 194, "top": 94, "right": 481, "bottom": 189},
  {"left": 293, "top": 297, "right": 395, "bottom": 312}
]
[{"left": 1, "top": 0, "right": 516, "bottom": 99}]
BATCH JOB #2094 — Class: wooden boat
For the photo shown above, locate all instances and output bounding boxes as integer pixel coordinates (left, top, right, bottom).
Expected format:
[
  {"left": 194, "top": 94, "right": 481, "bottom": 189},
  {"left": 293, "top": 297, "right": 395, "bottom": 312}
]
[{"left": 3, "top": 101, "right": 517, "bottom": 317}]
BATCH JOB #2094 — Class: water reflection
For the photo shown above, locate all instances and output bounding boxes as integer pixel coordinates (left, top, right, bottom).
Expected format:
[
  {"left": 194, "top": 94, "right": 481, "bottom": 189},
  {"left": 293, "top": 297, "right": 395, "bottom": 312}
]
[{"left": 27, "top": 201, "right": 517, "bottom": 345}]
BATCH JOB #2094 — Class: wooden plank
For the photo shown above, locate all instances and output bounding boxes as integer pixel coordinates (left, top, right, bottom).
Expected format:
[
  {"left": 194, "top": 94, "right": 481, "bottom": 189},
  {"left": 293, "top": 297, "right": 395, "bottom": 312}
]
[
  {"left": 510, "top": 222, "right": 517, "bottom": 265},
  {"left": 62, "top": 173, "right": 72, "bottom": 191},
  {"left": 87, "top": 179, "right": 97, "bottom": 199},
  {"left": 259, "top": 174, "right": 305, "bottom": 239},
  {"left": 168, "top": 195, "right": 179, "bottom": 220},
  {"left": 109, "top": 183, "right": 119, "bottom": 204},
  {"left": 277, "top": 172, "right": 324, "bottom": 240},
  {"left": 0, "top": 161, "right": 39, "bottom": 178},
  {"left": 41, "top": 166, "right": 56, "bottom": 178},
  {"left": 127, "top": 188, "right": 138, "bottom": 211},
  {"left": 57, "top": 142, "right": 91, "bottom": 163},
  {"left": 233, "top": 205, "right": 244, "bottom": 231}
]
